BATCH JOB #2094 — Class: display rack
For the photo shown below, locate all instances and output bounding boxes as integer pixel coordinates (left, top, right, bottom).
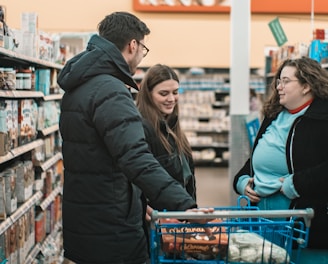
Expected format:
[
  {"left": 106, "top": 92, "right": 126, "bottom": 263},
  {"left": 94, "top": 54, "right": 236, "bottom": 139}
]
[
  {"left": 0, "top": 47, "right": 64, "bottom": 262},
  {"left": 179, "top": 68, "right": 264, "bottom": 166}
]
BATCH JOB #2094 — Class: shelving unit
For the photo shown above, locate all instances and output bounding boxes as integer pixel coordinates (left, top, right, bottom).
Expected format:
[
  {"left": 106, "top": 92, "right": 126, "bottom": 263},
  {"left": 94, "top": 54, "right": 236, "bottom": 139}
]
[
  {"left": 178, "top": 69, "right": 265, "bottom": 166},
  {"left": 0, "top": 47, "right": 64, "bottom": 263}
]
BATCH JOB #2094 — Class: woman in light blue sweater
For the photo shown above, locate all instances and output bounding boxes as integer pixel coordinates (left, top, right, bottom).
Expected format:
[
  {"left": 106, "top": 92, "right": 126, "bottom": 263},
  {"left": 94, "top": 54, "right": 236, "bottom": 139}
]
[{"left": 233, "top": 56, "right": 328, "bottom": 263}]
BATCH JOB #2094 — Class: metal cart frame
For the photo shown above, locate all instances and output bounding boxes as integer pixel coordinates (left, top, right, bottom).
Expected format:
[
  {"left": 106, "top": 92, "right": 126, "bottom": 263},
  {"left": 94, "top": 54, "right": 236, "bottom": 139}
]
[{"left": 150, "top": 197, "right": 314, "bottom": 264}]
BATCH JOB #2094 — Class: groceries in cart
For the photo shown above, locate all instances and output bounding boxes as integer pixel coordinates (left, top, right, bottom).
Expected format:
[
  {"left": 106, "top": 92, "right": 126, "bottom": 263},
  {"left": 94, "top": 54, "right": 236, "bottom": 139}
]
[
  {"left": 150, "top": 197, "right": 314, "bottom": 264},
  {"left": 160, "top": 217, "right": 228, "bottom": 259},
  {"left": 228, "top": 230, "right": 290, "bottom": 263}
]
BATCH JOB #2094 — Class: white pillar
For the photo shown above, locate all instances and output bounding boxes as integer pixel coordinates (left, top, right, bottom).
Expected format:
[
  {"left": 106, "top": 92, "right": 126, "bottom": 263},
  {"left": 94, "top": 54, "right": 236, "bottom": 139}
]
[
  {"left": 230, "top": 0, "right": 250, "bottom": 115},
  {"left": 228, "top": 0, "right": 251, "bottom": 205}
]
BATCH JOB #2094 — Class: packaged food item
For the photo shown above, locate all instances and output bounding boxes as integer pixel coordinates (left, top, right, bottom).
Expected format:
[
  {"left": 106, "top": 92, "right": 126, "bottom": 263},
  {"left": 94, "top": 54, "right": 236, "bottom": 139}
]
[
  {"left": 227, "top": 230, "right": 290, "bottom": 263},
  {"left": 3, "top": 168, "right": 17, "bottom": 215},
  {"left": 160, "top": 218, "right": 228, "bottom": 259},
  {"left": 0, "top": 176, "right": 6, "bottom": 220}
]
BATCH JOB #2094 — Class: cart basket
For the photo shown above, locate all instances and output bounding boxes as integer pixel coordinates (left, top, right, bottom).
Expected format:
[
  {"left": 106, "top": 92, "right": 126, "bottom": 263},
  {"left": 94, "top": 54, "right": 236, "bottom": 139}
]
[{"left": 150, "top": 196, "right": 314, "bottom": 264}]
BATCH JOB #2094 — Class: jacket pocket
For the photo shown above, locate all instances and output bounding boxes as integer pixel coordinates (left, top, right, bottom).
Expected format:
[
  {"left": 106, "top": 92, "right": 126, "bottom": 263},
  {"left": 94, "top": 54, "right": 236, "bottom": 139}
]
[{"left": 156, "top": 153, "right": 182, "bottom": 179}]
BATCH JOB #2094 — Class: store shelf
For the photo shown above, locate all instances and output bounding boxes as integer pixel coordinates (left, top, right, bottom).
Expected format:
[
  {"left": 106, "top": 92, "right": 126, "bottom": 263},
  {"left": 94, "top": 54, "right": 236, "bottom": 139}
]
[
  {"left": 0, "top": 47, "right": 63, "bottom": 70},
  {"left": 0, "top": 191, "right": 43, "bottom": 235},
  {"left": 191, "top": 142, "right": 229, "bottom": 148},
  {"left": 0, "top": 139, "right": 44, "bottom": 164},
  {"left": 39, "top": 124, "right": 59, "bottom": 137},
  {"left": 39, "top": 186, "right": 62, "bottom": 211},
  {"left": 35, "top": 152, "right": 62, "bottom": 172},
  {"left": 188, "top": 129, "right": 229, "bottom": 134},
  {"left": 44, "top": 93, "right": 63, "bottom": 101},
  {"left": 0, "top": 90, "right": 44, "bottom": 98},
  {"left": 0, "top": 36, "right": 64, "bottom": 263},
  {"left": 25, "top": 221, "right": 62, "bottom": 264},
  {"left": 25, "top": 243, "right": 41, "bottom": 264}
]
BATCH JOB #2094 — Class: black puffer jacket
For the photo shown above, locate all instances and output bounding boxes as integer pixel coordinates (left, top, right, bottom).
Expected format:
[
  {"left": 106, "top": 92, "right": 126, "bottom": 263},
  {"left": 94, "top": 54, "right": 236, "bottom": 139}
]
[
  {"left": 141, "top": 117, "right": 197, "bottom": 206},
  {"left": 233, "top": 98, "right": 328, "bottom": 249},
  {"left": 58, "top": 34, "right": 197, "bottom": 264}
]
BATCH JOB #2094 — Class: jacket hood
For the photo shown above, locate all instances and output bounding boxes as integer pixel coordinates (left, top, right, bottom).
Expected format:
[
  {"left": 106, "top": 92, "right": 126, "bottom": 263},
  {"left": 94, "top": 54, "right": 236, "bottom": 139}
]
[{"left": 57, "top": 34, "right": 138, "bottom": 92}]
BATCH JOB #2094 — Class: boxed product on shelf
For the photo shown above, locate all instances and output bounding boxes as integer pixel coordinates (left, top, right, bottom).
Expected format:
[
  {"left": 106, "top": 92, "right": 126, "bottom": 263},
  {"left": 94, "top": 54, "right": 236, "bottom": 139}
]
[
  {"left": 44, "top": 169, "right": 54, "bottom": 198},
  {"left": 17, "top": 12, "right": 39, "bottom": 58},
  {"left": 22, "top": 213, "right": 31, "bottom": 260},
  {"left": 56, "top": 158, "right": 64, "bottom": 186},
  {"left": 0, "top": 100, "right": 9, "bottom": 156},
  {"left": 31, "top": 143, "right": 45, "bottom": 167},
  {"left": 0, "top": 130, "right": 9, "bottom": 156},
  {"left": 0, "top": 228, "right": 10, "bottom": 262},
  {"left": 54, "top": 195, "right": 62, "bottom": 223},
  {"left": 35, "top": 211, "right": 46, "bottom": 243},
  {"left": 33, "top": 171, "right": 45, "bottom": 193},
  {"left": 17, "top": 216, "right": 26, "bottom": 263},
  {"left": 18, "top": 99, "right": 38, "bottom": 145},
  {"left": 43, "top": 101, "right": 60, "bottom": 129},
  {"left": 1, "top": 100, "right": 18, "bottom": 150},
  {"left": 35, "top": 69, "right": 51, "bottom": 95},
  {"left": 3, "top": 168, "right": 17, "bottom": 215},
  {"left": 0, "top": 99, "right": 19, "bottom": 155},
  {"left": 9, "top": 222, "right": 18, "bottom": 264},
  {"left": 46, "top": 202, "right": 55, "bottom": 235},
  {"left": 0, "top": 227, "right": 9, "bottom": 263},
  {"left": 21, "top": 12, "right": 38, "bottom": 34},
  {"left": 2, "top": 68, "right": 16, "bottom": 90},
  {"left": 27, "top": 207, "right": 35, "bottom": 255},
  {"left": 0, "top": 176, "right": 6, "bottom": 219},
  {"left": 5, "top": 99, "right": 19, "bottom": 149},
  {"left": 11, "top": 100, "right": 18, "bottom": 147},
  {"left": 309, "top": 39, "right": 328, "bottom": 64},
  {"left": 12, "top": 30, "right": 38, "bottom": 58},
  {"left": 44, "top": 134, "right": 55, "bottom": 159},
  {"left": 15, "top": 161, "right": 34, "bottom": 203}
]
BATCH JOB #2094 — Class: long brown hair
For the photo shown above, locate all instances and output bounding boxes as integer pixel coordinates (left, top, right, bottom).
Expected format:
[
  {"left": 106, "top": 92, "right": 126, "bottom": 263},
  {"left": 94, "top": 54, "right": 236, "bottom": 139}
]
[
  {"left": 136, "top": 64, "right": 192, "bottom": 157},
  {"left": 263, "top": 56, "right": 328, "bottom": 118}
]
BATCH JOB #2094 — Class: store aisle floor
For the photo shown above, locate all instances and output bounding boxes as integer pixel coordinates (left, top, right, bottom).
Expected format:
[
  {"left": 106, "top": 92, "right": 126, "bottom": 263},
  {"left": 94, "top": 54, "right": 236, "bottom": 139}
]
[{"left": 194, "top": 166, "right": 230, "bottom": 207}]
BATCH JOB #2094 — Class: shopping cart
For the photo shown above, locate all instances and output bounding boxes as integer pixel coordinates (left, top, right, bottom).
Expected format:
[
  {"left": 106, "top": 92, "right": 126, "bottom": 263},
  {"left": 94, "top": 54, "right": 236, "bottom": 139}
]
[{"left": 150, "top": 196, "right": 314, "bottom": 264}]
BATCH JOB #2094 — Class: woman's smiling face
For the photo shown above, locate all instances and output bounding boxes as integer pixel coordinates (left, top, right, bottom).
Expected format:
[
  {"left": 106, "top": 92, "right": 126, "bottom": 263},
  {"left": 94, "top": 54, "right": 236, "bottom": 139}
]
[{"left": 151, "top": 79, "right": 179, "bottom": 117}]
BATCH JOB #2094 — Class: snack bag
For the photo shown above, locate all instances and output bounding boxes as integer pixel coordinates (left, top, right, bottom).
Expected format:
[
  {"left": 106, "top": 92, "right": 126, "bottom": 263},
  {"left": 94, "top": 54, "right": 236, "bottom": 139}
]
[{"left": 160, "top": 218, "right": 228, "bottom": 259}]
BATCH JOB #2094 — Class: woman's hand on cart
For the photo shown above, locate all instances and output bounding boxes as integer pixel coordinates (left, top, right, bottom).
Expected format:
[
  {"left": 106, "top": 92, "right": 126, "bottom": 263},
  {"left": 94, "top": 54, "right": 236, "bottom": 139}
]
[{"left": 244, "top": 178, "right": 261, "bottom": 203}]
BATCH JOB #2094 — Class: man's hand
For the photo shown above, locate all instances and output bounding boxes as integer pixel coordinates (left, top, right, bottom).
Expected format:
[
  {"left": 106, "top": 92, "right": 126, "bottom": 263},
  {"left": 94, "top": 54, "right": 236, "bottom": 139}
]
[
  {"left": 145, "top": 205, "right": 153, "bottom": 222},
  {"left": 186, "top": 207, "right": 215, "bottom": 223},
  {"left": 186, "top": 207, "right": 215, "bottom": 238}
]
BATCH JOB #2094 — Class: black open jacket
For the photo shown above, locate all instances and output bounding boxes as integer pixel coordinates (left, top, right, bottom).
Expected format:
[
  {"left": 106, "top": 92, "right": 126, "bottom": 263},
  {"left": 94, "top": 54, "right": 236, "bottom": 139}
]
[
  {"left": 141, "top": 117, "right": 197, "bottom": 206},
  {"left": 233, "top": 98, "right": 328, "bottom": 249}
]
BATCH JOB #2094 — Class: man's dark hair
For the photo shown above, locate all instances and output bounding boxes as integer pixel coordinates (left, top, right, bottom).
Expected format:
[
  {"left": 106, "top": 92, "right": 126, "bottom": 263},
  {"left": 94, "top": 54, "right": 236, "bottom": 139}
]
[{"left": 98, "top": 11, "right": 150, "bottom": 51}]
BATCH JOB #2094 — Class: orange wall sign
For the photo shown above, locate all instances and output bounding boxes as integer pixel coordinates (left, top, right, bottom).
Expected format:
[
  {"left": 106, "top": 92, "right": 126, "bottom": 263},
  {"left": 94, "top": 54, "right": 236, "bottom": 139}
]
[{"left": 133, "top": 0, "right": 328, "bottom": 14}]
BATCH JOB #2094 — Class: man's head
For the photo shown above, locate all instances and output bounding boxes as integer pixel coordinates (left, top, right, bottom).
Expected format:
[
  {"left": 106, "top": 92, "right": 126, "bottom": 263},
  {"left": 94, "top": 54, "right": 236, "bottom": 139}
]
[{"left": 98, "top": 12, "right": 150, "bottom": 74}]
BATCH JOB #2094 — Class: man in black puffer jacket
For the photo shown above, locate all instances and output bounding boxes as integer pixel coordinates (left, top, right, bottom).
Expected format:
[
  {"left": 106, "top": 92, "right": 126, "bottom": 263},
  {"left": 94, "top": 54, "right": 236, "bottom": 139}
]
[{"left": 58, "top": 12, "right": 201, "bottom": 264}]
